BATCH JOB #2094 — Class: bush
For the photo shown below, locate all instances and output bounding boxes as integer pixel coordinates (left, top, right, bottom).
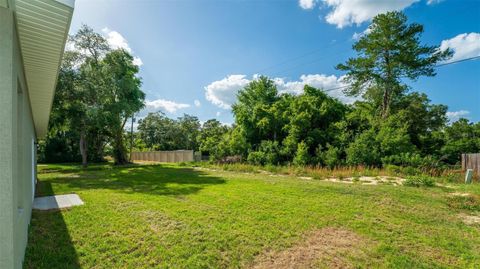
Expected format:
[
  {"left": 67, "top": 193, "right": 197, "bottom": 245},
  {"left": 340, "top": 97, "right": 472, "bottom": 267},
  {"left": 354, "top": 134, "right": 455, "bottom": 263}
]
[
  {"left": 259, "top": 140, "right": 281, "bottom": 165},
  {"left": 382, "top": 152, "right": 423, "bottom": 167},
  {"left": 381, "top": 153, "right": 443, "bottom": 173},
  {"left": 403, "top": 176, "right": 435, "bottom": 187},
  {"left": 323, "top": 144, "right": 342, "bottom": 168},
  {"left": 246, "top": 140, "right": 281, "bottom": 166},
  {"left": 316, "top": 144, "right": 342, "bottom": 168},
  {"left": 346, "top": 129, "right": 381, "bottom": 166},
  {"left": 247, "top": 151, "right": 267, "bottom": 166},
  {"left": 293, "top": 141, "right": 309, "bottom": 166}
]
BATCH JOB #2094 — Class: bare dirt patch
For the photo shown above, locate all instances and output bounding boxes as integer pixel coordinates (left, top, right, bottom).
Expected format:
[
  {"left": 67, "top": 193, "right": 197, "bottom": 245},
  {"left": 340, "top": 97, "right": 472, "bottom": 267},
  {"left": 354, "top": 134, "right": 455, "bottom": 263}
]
[
  {"left": 450, "top": 192, "right": 471, "bottom": 197},
  {"left": 138, "top": 210, "right": 185, "bottom": 233},
  {"left": 251, "top": 227, "right": 370, "bottom": 269},
  {"left": 459, "top": 213, "right": 480, "bottom": 225},
  {"left": 323, "top": 176, "right": 405, "bottom": 186}
]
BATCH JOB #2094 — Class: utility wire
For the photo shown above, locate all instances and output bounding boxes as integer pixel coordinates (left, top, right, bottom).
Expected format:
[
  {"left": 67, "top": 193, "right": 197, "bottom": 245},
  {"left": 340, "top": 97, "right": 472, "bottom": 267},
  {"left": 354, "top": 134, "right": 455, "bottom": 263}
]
[
  {"left": 253, "top": 37, "right": 356, "bottom": 75},
  {"left": 434, "top": 55, "right": 480, "bottom": 67},
  {"left": 319, "top": 55, "right": 480, "bottom": 93}
]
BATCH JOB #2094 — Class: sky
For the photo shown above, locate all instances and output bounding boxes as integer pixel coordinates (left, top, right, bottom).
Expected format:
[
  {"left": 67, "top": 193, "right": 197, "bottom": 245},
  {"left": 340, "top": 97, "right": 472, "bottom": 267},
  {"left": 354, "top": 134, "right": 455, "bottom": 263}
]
[{"left": 68, "top": 0, "right": 480, "bottom": 125}]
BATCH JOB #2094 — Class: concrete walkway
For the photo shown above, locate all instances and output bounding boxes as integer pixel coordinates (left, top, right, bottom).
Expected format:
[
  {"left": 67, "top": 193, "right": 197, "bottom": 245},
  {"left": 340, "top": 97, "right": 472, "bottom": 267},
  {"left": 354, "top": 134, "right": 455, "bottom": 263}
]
[{"left": 33, "top": 194, "right": 84, "bottom": 210}]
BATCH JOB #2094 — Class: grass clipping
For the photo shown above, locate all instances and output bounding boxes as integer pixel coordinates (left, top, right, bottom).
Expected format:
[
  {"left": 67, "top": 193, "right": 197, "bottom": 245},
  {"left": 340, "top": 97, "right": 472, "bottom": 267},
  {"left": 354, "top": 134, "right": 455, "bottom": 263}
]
[{"left": 251, "top": 227, "right": 371, "bottom": 269}]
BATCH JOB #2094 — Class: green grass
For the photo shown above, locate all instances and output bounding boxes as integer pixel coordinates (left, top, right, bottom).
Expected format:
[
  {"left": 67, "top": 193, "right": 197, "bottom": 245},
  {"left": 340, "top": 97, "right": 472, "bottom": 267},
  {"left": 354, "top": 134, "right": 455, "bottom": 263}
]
[{"left": 25, "top": 163, "right": 480, "bottom": 268}]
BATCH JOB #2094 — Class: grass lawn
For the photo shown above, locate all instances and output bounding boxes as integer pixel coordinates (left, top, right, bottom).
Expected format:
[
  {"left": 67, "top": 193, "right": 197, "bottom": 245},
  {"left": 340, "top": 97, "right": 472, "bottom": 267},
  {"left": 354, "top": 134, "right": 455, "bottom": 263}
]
[{"left": 25, "top": 163, "right": 480, "bottom": 268}]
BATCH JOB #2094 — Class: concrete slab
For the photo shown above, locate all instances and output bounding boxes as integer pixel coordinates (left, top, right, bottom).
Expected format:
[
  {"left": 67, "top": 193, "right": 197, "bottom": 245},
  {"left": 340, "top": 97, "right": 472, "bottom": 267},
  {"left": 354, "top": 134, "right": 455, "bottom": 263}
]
[{"left": 33, "top": 194, "right": 84, "bottom": 210}]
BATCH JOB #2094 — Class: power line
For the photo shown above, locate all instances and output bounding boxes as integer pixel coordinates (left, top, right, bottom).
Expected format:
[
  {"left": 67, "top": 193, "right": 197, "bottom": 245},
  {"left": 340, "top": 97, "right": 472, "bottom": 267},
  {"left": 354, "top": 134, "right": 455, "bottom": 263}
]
[
  {"left": 253, "top": 37, "right": 355, "bottom": 75},
  {"left": 320, "top": 55, "right": 480, "bottom": 93},
  {"left": 269, "top": 48, "right": 351, "bottom": 78},
  {"left": 434, "top": 55, "right": 480, "bottom": 67}
]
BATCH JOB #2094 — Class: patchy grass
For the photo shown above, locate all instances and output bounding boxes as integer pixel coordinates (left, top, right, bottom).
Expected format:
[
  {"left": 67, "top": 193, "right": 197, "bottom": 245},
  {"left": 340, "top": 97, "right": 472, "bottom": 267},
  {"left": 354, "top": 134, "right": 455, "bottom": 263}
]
[
  {"left": 252, "top": 227, "right": 371, "bottom": 269},
  {"left": 447, "top": 193, "right": 480, "bottom": 211},
  {"left": 403, "top": 176, "right": 436, "bottom": 187},
  {"left": 25, "top": 163, "right": 480, "bottom": 268},
  {"left": 187, "top": 162, "right": 470, "bottom": 183}
]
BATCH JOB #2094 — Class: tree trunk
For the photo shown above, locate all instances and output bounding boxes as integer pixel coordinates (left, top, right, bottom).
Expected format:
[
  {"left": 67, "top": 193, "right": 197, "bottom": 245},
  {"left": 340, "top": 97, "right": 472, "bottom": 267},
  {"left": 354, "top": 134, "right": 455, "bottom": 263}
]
[
  {"left": 113, "top": 130, "right": 128, "bottom": 165},
  {"left": 382, "top": 51, "right": 392, "bottom": 119},
  {"left": 382, "top": 88, "right": 390, "bottom": 119},
  {"left": 79, "top": 130, "right": 88, "bottom": 168},
  {"left": 113, "top": 117, "right": 129, "bottom": 165}
]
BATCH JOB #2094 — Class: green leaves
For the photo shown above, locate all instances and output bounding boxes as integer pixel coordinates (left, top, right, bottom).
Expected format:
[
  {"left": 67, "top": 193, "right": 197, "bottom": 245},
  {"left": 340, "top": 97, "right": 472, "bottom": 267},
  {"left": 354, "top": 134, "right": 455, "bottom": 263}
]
[
  {"left": 44, "top": 25, "right": 145, "bottom": 165},
  {"left": 337, "top": 11, "right": 453, "bottom": 118}
]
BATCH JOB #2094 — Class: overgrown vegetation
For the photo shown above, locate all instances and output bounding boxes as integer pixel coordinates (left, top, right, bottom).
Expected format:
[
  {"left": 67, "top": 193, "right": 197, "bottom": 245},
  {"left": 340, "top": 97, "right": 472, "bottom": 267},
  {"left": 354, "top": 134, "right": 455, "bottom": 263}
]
[
  {"left": 403, "top": 176, "right": 436, "bottom": 187},
  {"left": 40, "top": 12, "right": 480, "bottom": 169}
]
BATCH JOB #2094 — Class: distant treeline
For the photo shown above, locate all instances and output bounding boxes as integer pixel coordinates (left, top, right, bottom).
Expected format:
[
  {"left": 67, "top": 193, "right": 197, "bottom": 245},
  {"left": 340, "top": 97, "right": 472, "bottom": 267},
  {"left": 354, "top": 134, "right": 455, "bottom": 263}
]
[{"left": 40, "top": 12, "right": 480, "bottom": 167}]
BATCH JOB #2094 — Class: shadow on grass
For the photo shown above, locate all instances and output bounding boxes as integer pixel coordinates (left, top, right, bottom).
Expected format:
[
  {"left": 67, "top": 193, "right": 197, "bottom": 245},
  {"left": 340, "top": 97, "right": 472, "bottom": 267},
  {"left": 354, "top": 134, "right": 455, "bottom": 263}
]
[
  {"left": 24, "top": 182, "right": 80, "bottom": 269},
  {"left": 25, "top": 164, "right": 225, "bottom": 268},
  {"left": 38, "top": 162, "right": 140, "bottom": 174},
  {"left": 40, "top": 164, "right": 226, "bottom": 197}
]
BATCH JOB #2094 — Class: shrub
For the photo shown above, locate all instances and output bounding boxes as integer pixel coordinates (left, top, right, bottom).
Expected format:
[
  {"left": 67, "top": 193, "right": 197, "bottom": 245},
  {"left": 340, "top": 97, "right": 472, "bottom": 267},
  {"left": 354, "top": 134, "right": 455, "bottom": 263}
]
[
  {"left": 293, "top": 141, "right": 309, "bottom": 166},
  {"left": 403, "top": 176, "right": 435, "bottom": 187},
  {"left": 247, "top": 151, "right": 267, "bottom": 166},
  {"left": 382, "top": 152, "right": 424, "bottom": 167},
  {"left": 316, "top": 144, "right": 342, "bottom": 168},
  {"left": 381, "top": 153, "right": 444, "bottom": 175},
  {"left": 259, "top": 140, "right": 281, "bottom": 165},
  {"left": 346, "top": 129, "right": 381, "bottom": 166}
]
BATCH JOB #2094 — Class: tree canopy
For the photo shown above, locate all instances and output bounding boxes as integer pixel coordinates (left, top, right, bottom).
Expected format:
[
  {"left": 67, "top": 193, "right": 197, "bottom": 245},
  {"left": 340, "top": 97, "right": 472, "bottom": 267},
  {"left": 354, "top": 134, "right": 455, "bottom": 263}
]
[
  {"left": 41, "top": 14, "right": 479, "bottom": 169},
  {"left": 337, "top": 11, "right": 452, "bottom": 118}
]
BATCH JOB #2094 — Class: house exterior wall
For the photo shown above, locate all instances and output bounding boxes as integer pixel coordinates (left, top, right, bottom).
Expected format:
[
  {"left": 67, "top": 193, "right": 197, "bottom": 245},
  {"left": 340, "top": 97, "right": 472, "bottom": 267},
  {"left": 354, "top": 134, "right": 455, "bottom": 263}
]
[{"left": 0, "top": 6, "right": 37, "bottom": 269}]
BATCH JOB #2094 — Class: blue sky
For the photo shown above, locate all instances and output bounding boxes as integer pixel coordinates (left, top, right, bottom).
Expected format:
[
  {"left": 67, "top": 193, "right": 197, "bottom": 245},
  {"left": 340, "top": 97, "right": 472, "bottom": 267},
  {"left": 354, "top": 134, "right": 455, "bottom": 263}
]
[{"left": 69, "top": 0, "right": 480, "bottom": 124}]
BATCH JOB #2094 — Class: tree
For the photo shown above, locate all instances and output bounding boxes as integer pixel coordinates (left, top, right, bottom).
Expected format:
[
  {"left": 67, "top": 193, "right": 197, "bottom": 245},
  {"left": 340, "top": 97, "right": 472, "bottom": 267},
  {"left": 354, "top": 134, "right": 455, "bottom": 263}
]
[
  {"left": 441, "top": 119, "right": 480, "bottom": 164},
  {"left": 337, "top": 11, "right": 452, "bottom": 118},
  {"left": 232, "top": 76, "right": 281, "bottom": 147},
  {"left": 43, "top": 25, "right": 111, "bottom": 166},
  {"left": 214, "top": 126, "right": 250, "bottom": 161},
  {"left": 177, "top": 114, "right": 201, "bottom": 150},
  {"left": 71, "top": 24, "right": 111, "bottom": 167},
  {"left": 41, "top": 51, "right": 83, "bottom": 163},
  {"left": 42, "top": 25, "right": 145, "bottom": 166},
  {"left": 282, "top": 85, "right": 346, "bottom": 157},
  {"left": 198, "top": 119, "right": 229, "bottom": 156},
  {"left": 101, "top": 49, "right": 145, "bottom": 165},
  {"left": 138, "top": 112, "right": 176, "bottom": 150},
  {"left": 392, "top": 92, "right": 447, "bottom": 155}
]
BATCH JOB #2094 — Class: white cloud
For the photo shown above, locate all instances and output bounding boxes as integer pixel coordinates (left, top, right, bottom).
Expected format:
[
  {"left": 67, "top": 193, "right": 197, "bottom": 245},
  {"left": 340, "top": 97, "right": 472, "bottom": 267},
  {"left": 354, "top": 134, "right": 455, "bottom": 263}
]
[
  {"left": 216, "top": 111, "right": 221, "bottom": 117},
  {"left": 274, "top": 74, "right": 358, "bottom": 104},
  {"left": 299, "top": 0, "right": 317, "bottom": 9},
  {"left": 446, "top": 110, "right": 470, "bottom": 122},
  {"left": 352, "top": 26, "right": 372, "bottom": 40},
  {"left": 205, "top": 75, "right": 250, "bottom": 109},
  {"left": 322, "top": 0, "right": 419, "bottom": 28},
  {"left": 65, "top": 40, "right": 76, "bottom": 52},
  {"left": 440, "top": 33, "right": 480, "bottom": 63},
  {"left": 145, "top": 99, "right": 190, "bottom": 114},
  {"left": 204, "top": 74, "right": 358, "bottom": 109},
  {"left": 102, "top": 27, "right": 143, "bottom": 66},
  {"left": 427, "top": 0, "right": 443, "bottom": 5},
  {"left": 102, "top": 27, "right": 132, "bottom": 53},
  {"left": 133, "top": 57, "right": 143, "bottom": 66},
  {"left": 194, "top": 100, "right": 201, "bottom": 107}
]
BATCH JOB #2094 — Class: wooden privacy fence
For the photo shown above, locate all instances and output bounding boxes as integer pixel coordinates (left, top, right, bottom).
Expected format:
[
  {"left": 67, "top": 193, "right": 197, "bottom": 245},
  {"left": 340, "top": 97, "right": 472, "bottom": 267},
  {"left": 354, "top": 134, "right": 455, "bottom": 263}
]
[
  {"left": 131, "top": 150, "right": 194, "bottom": 163},
  {"left": 462, "top": 153, "right": 480, "bottom": 176}
]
